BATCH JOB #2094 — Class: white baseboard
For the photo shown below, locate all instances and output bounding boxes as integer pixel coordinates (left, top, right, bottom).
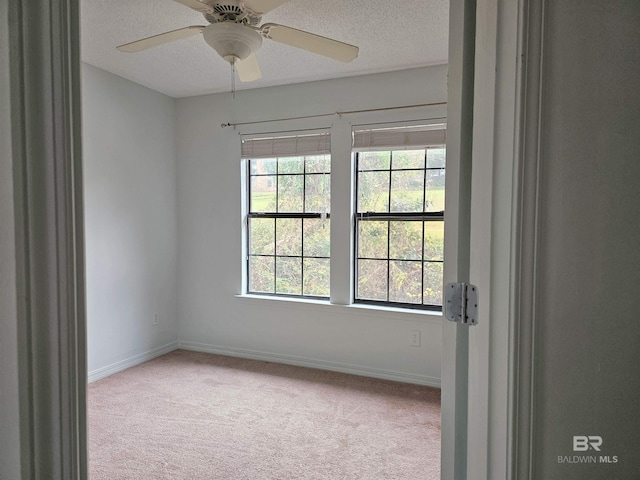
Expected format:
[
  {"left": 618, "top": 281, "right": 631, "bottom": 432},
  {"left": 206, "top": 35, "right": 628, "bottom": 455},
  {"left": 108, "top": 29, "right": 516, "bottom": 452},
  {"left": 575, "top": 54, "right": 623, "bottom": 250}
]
[
  {"left": 88, "top": 341, "right": 179, "bottom": 383},
  {"left": 177, "top": 341, "right": 441, "bottom": 388}
]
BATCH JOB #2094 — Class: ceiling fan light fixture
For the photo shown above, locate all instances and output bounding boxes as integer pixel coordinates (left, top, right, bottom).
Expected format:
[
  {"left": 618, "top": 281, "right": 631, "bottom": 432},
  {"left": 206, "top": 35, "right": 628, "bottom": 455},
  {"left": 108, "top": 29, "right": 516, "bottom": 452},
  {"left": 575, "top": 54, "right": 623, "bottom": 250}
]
[{"left": 202, "top": 23, "right": 263, "bottom": 63}]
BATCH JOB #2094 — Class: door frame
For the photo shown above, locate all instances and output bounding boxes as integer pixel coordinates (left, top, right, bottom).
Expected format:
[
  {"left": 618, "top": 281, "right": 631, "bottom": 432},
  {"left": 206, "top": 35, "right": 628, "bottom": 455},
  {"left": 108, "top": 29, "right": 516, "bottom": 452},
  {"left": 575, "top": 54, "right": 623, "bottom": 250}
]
[
  {"left": 443, "top": 0, "right": 531, "bottom": 478},
  {"left": 441, "top": 0, "right": 476, "bottom": 478},
  {"left": 6, "top": 0, "right": 87, "bottom": 477},
  {"left": 465, "top": 0, "right": 530, "bottom": 478}
]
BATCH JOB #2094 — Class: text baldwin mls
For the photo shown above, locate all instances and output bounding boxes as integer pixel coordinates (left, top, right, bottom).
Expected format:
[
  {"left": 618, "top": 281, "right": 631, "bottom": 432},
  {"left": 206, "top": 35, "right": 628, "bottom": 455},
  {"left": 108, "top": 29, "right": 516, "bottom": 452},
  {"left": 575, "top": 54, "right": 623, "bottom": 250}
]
[{"left": 558, "top": 436, "right": 619, "bottom": 464}]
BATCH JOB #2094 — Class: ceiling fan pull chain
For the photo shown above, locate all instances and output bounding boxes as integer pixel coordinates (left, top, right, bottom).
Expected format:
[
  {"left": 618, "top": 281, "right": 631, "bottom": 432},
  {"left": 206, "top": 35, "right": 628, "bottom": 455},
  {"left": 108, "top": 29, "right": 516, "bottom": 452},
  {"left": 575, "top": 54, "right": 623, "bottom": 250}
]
[{"left": 231, "top": 59, "right": 236, "bottom": 99}]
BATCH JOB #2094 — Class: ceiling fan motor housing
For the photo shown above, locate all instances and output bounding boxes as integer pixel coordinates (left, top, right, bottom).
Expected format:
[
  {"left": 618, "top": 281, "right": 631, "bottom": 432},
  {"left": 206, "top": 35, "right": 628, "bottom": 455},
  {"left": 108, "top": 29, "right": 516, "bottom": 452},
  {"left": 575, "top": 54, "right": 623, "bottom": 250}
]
[{"left": 203, "top": 22, "right": 262, "bottom": 63}]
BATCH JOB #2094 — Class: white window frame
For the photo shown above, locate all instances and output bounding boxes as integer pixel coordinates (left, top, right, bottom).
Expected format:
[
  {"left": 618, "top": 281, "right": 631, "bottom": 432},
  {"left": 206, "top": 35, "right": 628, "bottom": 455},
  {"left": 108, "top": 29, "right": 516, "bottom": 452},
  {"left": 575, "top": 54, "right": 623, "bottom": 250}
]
[{"left": 240, "top": 114, "right": 448, "bottom": 314}]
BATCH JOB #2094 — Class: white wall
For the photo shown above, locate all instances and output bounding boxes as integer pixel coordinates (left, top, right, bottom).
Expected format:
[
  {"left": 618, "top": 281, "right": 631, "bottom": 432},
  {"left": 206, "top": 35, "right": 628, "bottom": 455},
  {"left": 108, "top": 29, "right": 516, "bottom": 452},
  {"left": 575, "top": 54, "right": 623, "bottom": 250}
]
[
  {"left": 82, "top": 63, "right": 179, "bottom": 379},
  {"left": 175, "top": 66, "right": 447, "bottom": 386},
  {"left": 530, "top": 2, "right": 640, "bottom": 478},
  {"left": 0, "top": 0, "right": 22, "bottom": 476},
  {"left": 80, "top": 64, "right": 446, "bottom": 385}
]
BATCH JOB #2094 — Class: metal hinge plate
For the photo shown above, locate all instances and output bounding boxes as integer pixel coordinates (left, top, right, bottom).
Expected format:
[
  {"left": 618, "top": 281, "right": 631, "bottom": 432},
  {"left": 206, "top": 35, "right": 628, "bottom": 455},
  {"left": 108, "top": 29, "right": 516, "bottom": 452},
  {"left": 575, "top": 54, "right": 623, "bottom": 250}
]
[{"left": 444, "top": 283, "right": 479, "bottom": 325}]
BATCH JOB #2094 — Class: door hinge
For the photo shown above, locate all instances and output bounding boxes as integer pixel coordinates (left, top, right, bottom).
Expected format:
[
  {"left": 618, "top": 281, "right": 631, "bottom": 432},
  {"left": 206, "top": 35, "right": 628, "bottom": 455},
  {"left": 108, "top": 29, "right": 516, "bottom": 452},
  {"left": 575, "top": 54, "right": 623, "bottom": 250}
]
[{"left": 444, "top": 283, "right": 479, "bottom": 325}]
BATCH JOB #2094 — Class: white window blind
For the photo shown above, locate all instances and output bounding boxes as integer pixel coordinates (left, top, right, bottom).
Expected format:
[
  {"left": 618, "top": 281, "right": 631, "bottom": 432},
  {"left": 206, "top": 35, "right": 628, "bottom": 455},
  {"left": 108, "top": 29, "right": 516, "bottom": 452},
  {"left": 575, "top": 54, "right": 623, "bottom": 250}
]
[
  {"left": 241, "top": 130, "right": 331, "bottom": 159},
  {"left": 352, "top": 124, "right": 446, "bottom": 151}
]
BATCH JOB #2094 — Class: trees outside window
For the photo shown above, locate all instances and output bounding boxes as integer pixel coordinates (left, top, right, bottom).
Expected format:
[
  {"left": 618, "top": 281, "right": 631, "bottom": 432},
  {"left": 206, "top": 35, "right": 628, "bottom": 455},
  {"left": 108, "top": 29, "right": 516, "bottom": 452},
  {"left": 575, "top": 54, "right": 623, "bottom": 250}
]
[
  {"left": 243, "top": 125, "right": 445, "bottom": 310},
  {"left": 355, "top": 147, "right": 445, "bottom": 310},
  {"left": 247, "top": 152, "right": 331, "bottom": 298}
]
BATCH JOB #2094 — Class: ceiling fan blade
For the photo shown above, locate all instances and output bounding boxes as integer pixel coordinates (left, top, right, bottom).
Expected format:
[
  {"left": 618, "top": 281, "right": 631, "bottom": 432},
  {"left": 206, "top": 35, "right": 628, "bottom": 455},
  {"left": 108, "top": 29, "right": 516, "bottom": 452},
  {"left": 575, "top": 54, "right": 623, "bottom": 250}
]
[
  {"left": 236, "top": 53, "right": 262, "bottom": 82},
  {"left": 116, "top": 26, "right": 206, "bottom": 53},
  {"left": 242, "top": 0, "right": 290, "bottom": 15},
  {"left": 172, "top": 0, "right": 214, "bottom": 14},
  {"left": 261, "top": 23, "right": 359, "bottom": 63}
]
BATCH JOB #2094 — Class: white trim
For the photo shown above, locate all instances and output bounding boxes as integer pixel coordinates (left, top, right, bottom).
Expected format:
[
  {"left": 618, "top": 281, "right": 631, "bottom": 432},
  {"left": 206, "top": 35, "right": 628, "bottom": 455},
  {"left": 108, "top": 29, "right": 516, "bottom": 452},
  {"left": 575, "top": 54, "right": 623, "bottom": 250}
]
[
  {"left": 467, "top": 0, "right": 528, "bottom": 478},
  {"left": 441, "top": 0, "right": 476, "bottom": 478},
  {"left": 178, "top": 341, "right": 441, "bottom": 388},
  {"left": 328, "top": 116, "right": 354, "bottom": 305},
  {"left": 8, "top": 0, "right": 86, "bottom": 478},
  {"left": 87, "top": 342, "right": 179, "bottom": 383},
  {"left": 0, "top": 1, "right": 21, "bottom": 476},
  {"left": 234, "top": 294, "right": 443, "bottom": 325},
  {"left": 511, "top": 0, "right": 544, "bottom": 478},
  {"left": 467, "top": 0, "right": 499, "bottom": 476}
]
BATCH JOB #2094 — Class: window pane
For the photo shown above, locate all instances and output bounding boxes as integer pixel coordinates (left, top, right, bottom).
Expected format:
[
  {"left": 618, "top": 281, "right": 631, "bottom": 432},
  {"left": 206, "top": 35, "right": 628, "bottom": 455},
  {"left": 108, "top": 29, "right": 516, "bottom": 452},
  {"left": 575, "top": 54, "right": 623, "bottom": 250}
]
[
  {"left": 246, "top": 136, "right": 332, "bottom": 300},
  {"left": 303, "top": 218, "right": 330, "bottom": 257},
  {"left": 303, "top": 258, "right": 330, "bottom": 296},
  {"left": 427, "top": 148, "right": 446, "bottom": 168},
  {"left": 392, "top": 150, "right": 425, "bottom": 170},
  {"left": 278, "top": 157, "right": 304, "bottom": 174},
  {"left": 423, "top": 261, "right": 444, "bottom": 305},
  {"left": 389, "top": 221, "right": 422, "bottom": 260},
  {"left": 276, "top": 257, "right": 302, "bottom": 295},
  {"left": 249, "top": 256, "right": 274, "bottom": 293},
  {"left": 277, "top": 175, "right": 304, "bottom": 212},
  {"left": 358, "top": 221, "right": 388, "bottom": 259},
  {"left": 389, "top": 261, "right": 422, "bottom": 304},
  {"left": 425, "top": 169, "right": 445, "bottom": 212},
  {"left": 352, "top": 143, "right": 445, "bottom": 308},
  {"left": 305, "top": 173, "right": 330, "bottom": 213},
  {"left": 357, "top": 171, "right": 389, "bottom": 212},
  {"left": 305, "top": 155, "right": 330, "bottom": 173},
  {"left": 358, "top": 151, "right": 391, "bottom": 170},
  {"left": 390, "top": 170, "right": 424, "bottom": 212},
  {"left": 250, "top": 176, "right": 276, "bottom": 212},
  {"left": 250, "top": 158, "right": 277, "bottom": 175},
  {"left": 424, "top": 221, "right": 444, "bottom": 261},
  {"left": 357, "top": 259, "right": 388, "bottom": 301},
  {"left": 249, "top": 218, "right": 274, "bottom": 255},
  {"left": 275, "top": 218, "right": 301, "bottom": 256}
]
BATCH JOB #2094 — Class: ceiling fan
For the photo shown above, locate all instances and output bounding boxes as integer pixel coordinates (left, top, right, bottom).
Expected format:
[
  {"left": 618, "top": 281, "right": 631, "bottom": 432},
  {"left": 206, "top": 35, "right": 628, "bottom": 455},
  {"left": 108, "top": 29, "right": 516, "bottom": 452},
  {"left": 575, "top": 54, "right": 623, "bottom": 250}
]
[{"left": 116, "top": 0, "right": 359, "bottom": 83}]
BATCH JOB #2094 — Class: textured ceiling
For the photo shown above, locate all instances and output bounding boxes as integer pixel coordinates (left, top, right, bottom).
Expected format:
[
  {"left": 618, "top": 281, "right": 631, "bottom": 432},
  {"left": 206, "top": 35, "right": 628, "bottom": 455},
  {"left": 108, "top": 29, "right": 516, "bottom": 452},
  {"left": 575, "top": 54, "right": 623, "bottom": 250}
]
[{"left": 80, "top": 0, "right": 449, "bottom": 98}]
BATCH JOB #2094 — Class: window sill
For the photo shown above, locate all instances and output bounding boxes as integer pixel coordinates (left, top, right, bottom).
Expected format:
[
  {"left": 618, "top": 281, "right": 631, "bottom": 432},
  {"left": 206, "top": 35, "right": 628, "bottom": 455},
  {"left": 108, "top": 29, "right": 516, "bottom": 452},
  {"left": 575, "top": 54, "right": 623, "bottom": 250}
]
[
  {"left": 236, "top": 293, "right": 331, "bottom": 307},
  {"left": 234, "top": 294, "right": 443, "bottom": 324}
]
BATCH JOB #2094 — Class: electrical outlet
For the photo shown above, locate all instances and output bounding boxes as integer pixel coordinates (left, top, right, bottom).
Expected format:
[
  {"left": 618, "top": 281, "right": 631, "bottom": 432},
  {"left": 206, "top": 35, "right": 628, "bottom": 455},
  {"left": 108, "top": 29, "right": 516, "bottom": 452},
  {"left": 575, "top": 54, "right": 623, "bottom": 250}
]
[
  {"left": 152, "top": 313, "right": 160, "bottom": 326},
  {"left": 409, "top": 330, "right": 421, "bottom": 347}
]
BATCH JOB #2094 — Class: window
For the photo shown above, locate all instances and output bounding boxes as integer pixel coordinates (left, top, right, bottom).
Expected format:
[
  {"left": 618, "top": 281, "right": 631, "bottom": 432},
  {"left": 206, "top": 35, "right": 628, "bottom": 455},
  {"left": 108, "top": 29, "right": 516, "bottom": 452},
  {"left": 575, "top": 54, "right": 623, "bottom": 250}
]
[
  {"left": 242, "top": 123, "right": 446, "bottom": 311},
  {"left": 243, "top": 131, "right": 331, "bottom": 298},
  {"left": 353, "top": 125, "right": 446, "bottom": 310}
]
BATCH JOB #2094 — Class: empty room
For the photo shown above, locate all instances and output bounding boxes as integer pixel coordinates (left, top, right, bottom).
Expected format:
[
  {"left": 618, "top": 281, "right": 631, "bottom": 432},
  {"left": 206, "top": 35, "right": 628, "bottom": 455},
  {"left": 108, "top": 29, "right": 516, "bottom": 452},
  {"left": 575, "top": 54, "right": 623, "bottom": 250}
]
[
  {"left": 4, "top": 1, "right": 639, "bottom": 479},
  {"left": 81, "top": 0, "right": 448, "bottom": 478}
]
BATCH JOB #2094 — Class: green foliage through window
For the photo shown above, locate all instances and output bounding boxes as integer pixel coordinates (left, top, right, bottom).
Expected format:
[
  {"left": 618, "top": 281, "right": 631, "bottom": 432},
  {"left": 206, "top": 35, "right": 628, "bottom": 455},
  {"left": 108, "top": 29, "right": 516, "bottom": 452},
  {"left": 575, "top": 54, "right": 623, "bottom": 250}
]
[
  {"left": 247, "top": 154, "right": 330, "bottom": 298},
  {"left": 245, "top": 139, "right": 446, "bottom": 311},
  {"left": 355, "top": 148, "right": 445, "bottom": 309}
]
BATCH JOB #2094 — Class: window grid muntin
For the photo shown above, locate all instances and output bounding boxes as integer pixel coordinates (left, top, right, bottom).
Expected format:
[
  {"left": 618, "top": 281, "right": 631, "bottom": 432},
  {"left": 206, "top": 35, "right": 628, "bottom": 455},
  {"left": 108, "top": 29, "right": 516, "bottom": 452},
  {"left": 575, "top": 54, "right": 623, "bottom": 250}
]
[
  {"left": 355, "top": 217, "right": 444, "bottom": 310},
  {"left": 354, "top": 148, "right": 445, "bottom": 311},
  {"left": 247, "top": 156, "right": 330, "bottom": 299}
]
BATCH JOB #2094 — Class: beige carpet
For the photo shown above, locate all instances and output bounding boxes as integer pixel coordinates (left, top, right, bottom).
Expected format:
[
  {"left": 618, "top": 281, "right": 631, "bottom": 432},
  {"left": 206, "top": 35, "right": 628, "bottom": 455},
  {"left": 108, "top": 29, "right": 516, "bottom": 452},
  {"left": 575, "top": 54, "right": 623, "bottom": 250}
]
[{"left": 88, "top": 350, "right": 441, "bottom": 479}]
